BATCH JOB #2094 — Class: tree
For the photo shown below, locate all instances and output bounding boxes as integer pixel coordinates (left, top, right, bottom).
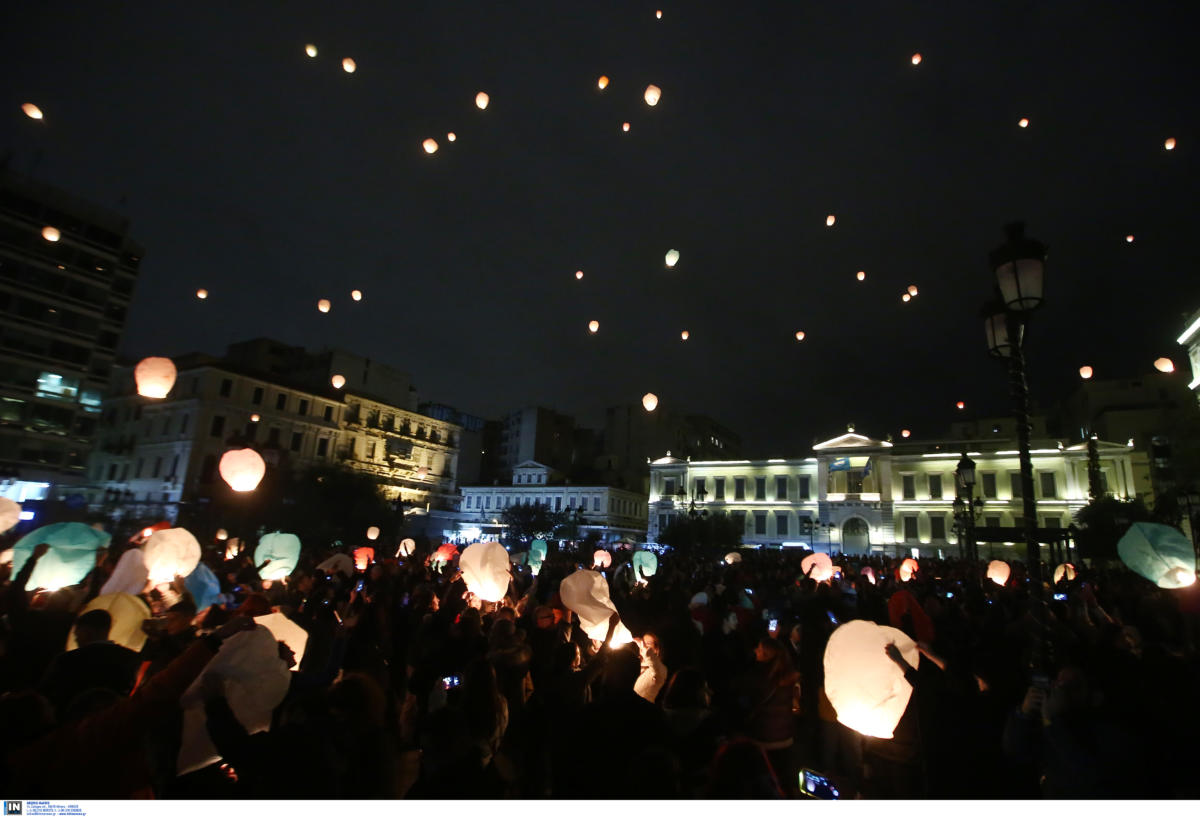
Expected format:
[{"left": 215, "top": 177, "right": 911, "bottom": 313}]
[
  {"left": 263, "top": 463, "right": 400, "bottom": 547},
  {"left": 658, "top": 510, "right": 742, "bottom": 554},
  {"left": 500, "top": 503, "right": 561, "bottom": 546},
  {"left": 1073, "top": 495, "right": 1156, "bottom": 560}
]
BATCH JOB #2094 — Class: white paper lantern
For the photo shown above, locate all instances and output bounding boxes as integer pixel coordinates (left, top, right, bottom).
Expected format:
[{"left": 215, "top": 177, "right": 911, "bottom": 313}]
[
  {"left": 857, "top": 270, "right": 866, "bottom": 281},
  {"left": 588, "top": 320, "right": 599, "bottom": 333},
  {"left": 135, "top": 357, "right": 176, "bottom": 398},
  {"left": 680, "top": 330, "right": 689, "bottom": 340},
  {"left": 642, "top": 392, "right": 658, "bottom": 412},
  {"left": 196, "top": 288, "right": 209, "bottom": 299},
  {"left": 398, "top": 538, "right": 415, "bottom": 558},
  {"left": 1118, "top": 522, "right": 1196, "bottom": 588},
  {"left": 0, "top": 497, "right": 20, "bottom": 533},
  {"left": 1154, "top": 357, "right": 1175, "bottom": 374},
  {"left": 224, "top": 538, "right": 241, "bottom": 560},
  {"left": 219, "top": 448, "right": 266, "bottom": 492},
  {"left": 342, "top": 58, "right": 356, "bottom": 73},
  {"left": 256, "top": 612, "right": 308, "bottom": 670},
  {"left": 1165, "top": 137, "right": 1176, "bottom": 151},
  {"left": 416, "top": 465, "right": 429, "bottom": 478},
  {"left": 593, "top": 549, "right": 612, "bottom": 568},
  {"left": 447, "top": 132, "right": 456, "bottom": 142},
  {"left": 41, "top": 225, "right": 60, "bottom": 241},
  {"left": 559, "top": 569, "right": 632, "bottom": 645},
  {"left": 351, "top": 289, "right": 362, "bottom": 301},
  {"left": 305, "top": 44, "right": 317, "bottom": 57},
  {"left": 331, "top": 374, "right": 346, "bottom": 389},
  {"left": 366, "top": 525, "right": 380, "bottom": 540},
  {"left": 317, "top": 552, "right": 354, "bottom": 577},
  {"left": 423, "top": 138, "right": 438, "bottom": 154},
  {"left": 826, "top": 214, "right": 836, "bottom": 227},
  {"left": 622, "top": 121, "right": 631, "bottom": 132},
  {"left": 986, "top": 559, "right": 1010, "bottom": 586},
  {"left": 460, "top": 541, "right": 512, "bottom": 602},
  {"left": 632, "top": 550, "right": 657, "bottom": 582},
  {"left": 664, "top": 249, "right": 680, "bottom": 267},
  {"left": 143, "top": 527, "right": 202, "bottom": 584},
  {"left": 318, "top": 298, "right": 331, "bottom": 313},
  {"left": 23, "top": 103, "right": 45, "bottom": 120},
  {"left": 101, "top": 547, "right": 149, "bottom": 595},
  {"left": 1018, "top": 117, "right": 1029, "bottom": 128},
  {"left": 801, "top": 552, "right": 834, "bottom": 582},
  {"left": 1053, "top": 563, "right": 1076, "bottom": 584},
  {"left": 575, "top": 270, "right": 584, "bottom": 280},
  {"left": 1079, "top": 366, "right": 1094, "bottom": 379},
  {"left": 67, "top": 593, "right": 150, "bottom": 652},
  {"left": 255, "top": 532, "right": 301, "bottom": 580},
  {"left": 724, "top": 551, "right": 742, "bottom": 565},
  {"left": 795, "top": 331, "right": 806, "bottom": 341},
  {"left": 901, "top": 429, "right": 911, "bottom": 438},
  {"left": 475, "top": 91, "right": 489, "bottom": 109},
  {"left": 824, "top": 619, "right": 918, "bottom": 739},
  {"left": 898, "top": 558, "right": 918, "bottom": 582},
  {"left": 644, "top": 84, "right": 661, "bottom": 106},
  {"left": 911, "top": 53, "right": 922, "bottom": 65}
]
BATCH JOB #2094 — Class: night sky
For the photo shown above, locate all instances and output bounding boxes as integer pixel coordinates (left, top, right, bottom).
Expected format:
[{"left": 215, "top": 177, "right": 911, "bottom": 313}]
[{"left": 4, "top": 1, "right": 1198, "bottom": 458}]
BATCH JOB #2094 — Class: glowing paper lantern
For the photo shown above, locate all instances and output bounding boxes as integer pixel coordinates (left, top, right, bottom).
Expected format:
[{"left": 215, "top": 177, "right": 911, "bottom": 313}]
[
  {"left": 224, "top": 538, "right": 241, "bottom": 560},
  {"left": 656, "top": 9, "right": 662, "bottom": 18},
  {"left": 1018, "top": 118, "right": 1029, "bottom": 128},
  {"left": 101, "top": 547, "right": 149, "bottom": 595},
  {"left": 956, "top": 401, "right": 965, "bottom": 410},
  {"left": 823, "top": 620, "right": 918, "bottom": 738},
  {"left": 353, "top": 546, "right": 374, "bottom": 571},
  {"left": 861, "top": 566, "right": 876, "bottom": 585},
  {"left": 594, "top": 549, "right": 613, "bottom": 568},
  {"left": 67, "top": 593, "right": 150, "bottom": 652},
  {"left": 197, "top": 289, "right": 209, "bottom": 299},
  {"left": 254, "top": 532, "right": 301, "bottom": 580},
  {"left": 857, "top": 270, "right": 866, "bottom": 281},
  {"left": 460, "top": 541, "right": 512, "bottom": 602},
  {"left": 23, "top": 103, "right": 44, "bottom": 120},
  {"left": 530, "top": 538, "right": 548, "bottom": 569},
  {"left": 1117, "top": 522, "right": 1196, "bottom": 588},
  {"left": 986, "top": 559, "right": 1010, "bottom": 586},
  {"left": 305, "top": 44, "right": 317, "bottom": 57},
  {"left": 447, "top": 132, "right": 456, "bottom": 142},
  {"left": 642, "top": 392, "right": 658, "bottom": 412},
  {"left": 331, "top": 374, "right": 346, "bottom": 389},
  {"left": 559, "top": 569, "right": 633, "bottom": 645},
  {"left": 342, "top": 58, "right": 356, "bottom": 73},
  {"left": 911, "top": 53, "right": 922, "bottom": 65},
  {"left": 0, "top": 497, "right": 21, "bottom": 533},
  {"left": 366, "top": 526, "right": 380, "bottom": 541},
  {"left": 475, "top": 91, "right": 489, "bottom": 109},
  {"left": 351, "top": 289, "right": 362, "bottom": 301},
  {"left": 134, "top": 357, "right": 176, "bottom": 398},
  {"left": 902, "top": 293, "right": 911, "bottom": 302},
  {"left": 644, "top": 84, "right": 661, "bottom": 106},
  {"left": 725, "top": 551, "right": 743, "bottom": 565},
  {"left": 826, "top": 215, "right": 836, "bottom": 227},
  {"left": 1053, "top": 563, "right": 1076, "bottom": 584},
  {"left": 216, "top": 528, "right": 229, "bottom": 541},
  {"left": 907, "top": 285, "right": 918, "bottom": 296},
  {"left": 257, "top": 612, "right": 308, "bottom": 670},
  {"left": 431, "top": 543, "right": 458, "bottom": 568},
  {"left": 423, "top": 138, "right": 438, "bottom": 154},
  {"left": 219, "top": 448, "right": 266, "bottom": 492},
  {"left": 1125, "top": 235, "right": 1134, "bottom": 243},
  {"left": 632, "top": 550, "right": 658, "bottom": 582},
  {"left": 316, "top": 552, "right": 353, "bottom": 577},
  {"left": 318, "top": 298, "right": 331, "bottom": 313},
  {"left": 185, "top": 563, "right": 221, "bottom": 612},
  {"left": 11, "top": 522, "right": 111, "bottom": 592},
  {"left": 901, "top": 429, "right": 911, "bottom": 438},
  {"left": 41, "top": 225, "right": 60, "bottom": 242},
  {"left": 1079, "top": 366, "right": 1093, "bottom": 379},
  {"left": 1154, "top": 357, "right": 1175, "bottom": 373},
  {"left": 143, "top": 527, "right": 201, "bottom": 583},
  {"left": 588, "top": 320, "right": 599, "bottom": 333},
  {"left": 1164, "top": 137, "right": 1176, "bottom": 151},
  {"left": 664, "top": 249, "right": 680, "bottom": 267},
  {"left": 898, "top": 557, "right": 919, "bottom": 582},
  {"left": 398, "top": 538, "right": 415, "bottom": 558},
  {"left": 575, "top": 270, "right": 584, "bottom": 280},
  {"left": 795, "top": 331, "right": 806, "bottom": 341},
  {"left": 622, "top": 122, "right": 631, "bottom": 132},
  {"left": 597, "top": 75, "right": 609, "bottom": 90},
  {"left": 801, "top": 552, "right": 834, "bottom": 582},
  {"left": 680, "top": 330, "right": 689, "bottom": 340}
]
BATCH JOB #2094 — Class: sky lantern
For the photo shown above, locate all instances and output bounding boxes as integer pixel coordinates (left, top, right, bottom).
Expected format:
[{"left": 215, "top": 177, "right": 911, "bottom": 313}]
[
  {"left": 911, "top": 53, "right": 922, "bottom": 65},
  {"left": 318, "top": 298, "right": 331, "bottom": 312},
  {"left": 857, "top": 270, "right": 866, "bottom": 281},
  {"left": 135, "top": 356, "right": 176, "bottom": 398},
  {"left": 41, "top": 225, "right": 61, "bottom": 242},
  {"left": 1118, "top": 522, "right": 1196, "bottom": 588},
  {"left": 351, "top": 289, "right": 362, "bottom": 301},
  {"left": 644, "top": 84, "right": 661, "bottom": 106},
  {"left": 100, "top": 547, "right": 149, "bottom": 595},
  {"left": 597, "top": 75, "right": 609, "bottom": 90},
  {"left": 460, "top": 541, "right": 512, "bottom": 602},
  {"left": 331, "top": 374, "right": 346, "bottom": 389},
  {"left": 447, "top": 132, "right": 456, "bottom": 141},
  {"left": 250, "top": 413, "right": 260, "bottom": 423},
  {"left": 898, "top": 557, "right": 919, "bottom": 582},
  {"left": 826, "top": 214, "right": 836, "bottom": 227},
  {"left": 216, "top": 528, "right": 228, "bottom": 541},
  {"left": 1164, "top": 137, "right": 1176, "bottom": 150},
  {"left": 823, "top": 619, "right": 918, "bottom": 739},
  {"left": 398, "top": 538, "right": 415, "bottom": 558},
  {"left": 1018, "top": 117, "right": 1029, "bottom": 128},
  {"left": 305, "top": 44, "right": 317, "bottom": 57},
  {"left": 317, "top": 552, "right": 353, "bottom": 577},
  {"left": 1079, "top": 365, "right": 1094, "bottom": 379},
  {"left": 1053, "top": 563, "right": 1076, "bottom": 584},
  {"left": 423, "top": 138, "right": 438, "bottom": 154},
  {"left": 795, "top": 331, "right": 806, "bottom": 341},
  {"left": 1154, "top": 357, "right": 1175, "bottom": 373},
  {"left": 224, "top": 537, "right": 241, "bottom": 560},
  {"left": 907, "top": 285, "right": 918, "bottom": 296},
  {"left": 681, "top": 330, "right": 689, "bottom": 340},
  {"left": 475, "top": 91, "right": 489, "bottom": 109},
  {"left": 902, "top": 293, "right": 911, "bottom": 302},
  {"left": 255, "top": 532, "right": 301, "bottom": 580},
  {"left": 366, "top": 526, "right": 380, "bottom": 541},
  {"left": 642, "top": 392, "right": 658, "bottom": 411},
  {"left": 184, "top": 562, "right": 221, "bottom": 612},
  {"left": 665, "top": 248, "right": 680, "bottom": 267},
  {"left": 11, "top": 522, "right": 111, "bottom": 592},
  {"left": 22, "top": 103, "right": 44, "bottom": 120},
  {"left": 594, "top": 549, "right": 612, "bottom": 569},
  {"left": 801, "top": 552, "right": 834, "bottom": 582},
  {"left": 1125, "top": 235, "right": 1134, "bottom": 243},
  {"left": 901, "top": 429, "right": 911, "bottom": 438},
  {"left": 143, "top": 528, "right": 202, "bottom": 584},
  {"left": 0, "top": 497, "right": 20, "bottom": 534},
  {"left": 431, "top": 543, "right": 458, "bottom": 569},
  {"left": 656, "top": 9, "right": 663, "bottom": 18},
  {"left": 560, "top": 569, "right": 633, "bottom": 645},
  {"left": 196, "top": 288, "right": 208, "bottom": 299},
  {"left": 861, "top": 566, "right": 876, "bottom": 585},
  {"left": 622, "top": 121, "right": 631, "bottom": 132},
  {"left": 257, "top": 612, "right": 308, "bottom": 670},
  {"left": 986, "top": 559, "right": 1010, "bottom": 586},
  {"left": 632, "top": 550, "right": 658, "bottom": 583},
  {"left": 588, "top": 320, "right": 599, "bottom": 333},
  {"left": 353, "top": 546, "right": 374, "bottom": 571},
  {"left": 219, "top": 448, "right": 266, "bottom": 492},
  {"left": 342, "top": 58, "right": 356, "bottom": 73},
  {"left": 67, "top": 593, "right": 150, "bottom": 653},
  {"left": 574, "top": 269, "right": 584, "bottom": 281},
  {"left": 725, "top": 551, "right": 743, "bottom": 565},
  {"left": 956, "top": 401, "right": 965, "bottom": 410}
]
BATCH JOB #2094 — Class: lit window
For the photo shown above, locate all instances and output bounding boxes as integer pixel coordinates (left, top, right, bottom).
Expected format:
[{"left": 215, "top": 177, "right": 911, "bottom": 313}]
[{"left": 36, "top": 372, "right": 80, "bottom": 401}]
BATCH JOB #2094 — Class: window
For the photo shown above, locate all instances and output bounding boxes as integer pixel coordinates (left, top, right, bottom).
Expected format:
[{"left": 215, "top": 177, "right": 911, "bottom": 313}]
[
  {"left": 593, "top": 497, "right": 600, "bottom": 511},
  {"left": 170, "top": 455, "right": 179, "bottom": 478},
  {"left": 180, "top": 414, "right": 189, "bottom": 435},
  {"left": 693, "top": 477, "right": 706, "bottom": 499},
  {"left": 367, "top": 441, "right": 377, "bottom": 460},
  {"left": 755, "top": 477, "right": 766, "bottom": 500},
  {"left": 734, "top": 477, "right": 746, "bottom": 501},
  {"left": 1043, "top": 517, "right": 1062, "bottom": 529},
  {"left": 663, "top": 477, "right": 676, "bottom": 496},
  {"left": 902, "top": 475, "right": 916, "bottom": 500},
  {"left": 776, "top": 476, "right": 788, "bottom": 501},
  {"left": 200, "top": 455, "right": 216, "bottom": 483},
  {"left": 161, "top": 416, "right": 170, "bottom": 436},
  {"left": 569, "top": 497, "right": 576, "bottom": 508},
  {"left": 1039, "top": 472, "right": 1057, "bottom": 498},
  {"left": 276, "top": 394, "right": 287, "bottom": 410},
  {"left": 776, "top": 513, "right": 789, "bottom": 536},
  {"left": 107, "top": 463, "right": 117, "bottom": 480},
  {"left": 210, "top": 415, "right": 225, "bottom": 437},
  {"left": 298, "top": 399, "right": 309, "bottom": 416},
  {"left": 252, "top": 387, "right": 263, "bottom": 405},
  {"left": 754, "top": 512, "right": 767, "bottom": 535},
  {"left": 928, "top": 474, "right": 942, "bottom": 499},
  {"left": 120, "top": 464, "right": 130, "bottom": 481},
  {"left": 903, "top": 517, "right": 918, "bottom": 541},
  {"left": 555, "top": 496, "right": 562, "bottom": 511},
  {"left": 317, "top": 438, "right": 329, "bottom": 457},
  {"left": 982, "top": 473, "right": 997, "bottom": 499},
  {"left": 985, "top": 516, "right": 1001, "bottom": 528},
  {"left": 290, "top": 431, "right": 303, "bottom": 452},
  {"left": 323, "top": 405, "right": 333, "bottom": 421},
  {"left": 135, "top": 458, "right": 144, "bottom": 478},
  {"left": 732, "top": 511, "right": 747, "bottom": 530},
  {"left": 268, "top": 427, "right": 280, "bottom": 445},
  {"left": 152, "top": 457, "right": 162, "bottom": 479},
  {"left": 931, "top": 516, "right": 946, "bottom": 540},
  {"left": 219, "top": 378, "right": 232, "bottom": 397},
  {"left": 1010, "top": 473, "right": 1023, "bottom": 498},
  {"left": 714, "top": 477, "right": 725, "bottom": 500},
  {"left": 658, "top": 514, "right": 669, "bottom": 532},
  {"left": 799, "top": 476, "right": 811, "bottom": 500}
]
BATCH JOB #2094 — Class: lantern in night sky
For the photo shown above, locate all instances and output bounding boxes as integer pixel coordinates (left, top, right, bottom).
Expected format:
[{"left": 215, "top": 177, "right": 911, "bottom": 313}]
[
  {"left": 1154, "top": 357, "right": 1175, "bottom": 373},
  {"left": 68, "top": 593, "right": 150, "bottom": 653},
  {"left": 353, "top": 547, "right": 374, "bottom": 571},
  {"left": 351, "top": 289, "right": 362, "bottom": 301},
  {"left": 898, "top": 558, "right": 918, "bottom": 582},
  {"left": 908, "top": 285, "right": 918, "bottom": 296},
  {"left": 902, "top": 293, "right": 911, "bottom": 302},
  {"left": 41, "top": 225, "right": 60, "bottom": 241},
  {"left": 447, "top": 132, "right": 456, "bottom": 141},
  {"left": 331, "top": 374, "right": 346, "bottom": 388},
  {"left": 622, "top": 122, "right": 631, "bottom": 132},
  {"left": 1118, "top": 522, "right": 1196, "bottom": 588},
  {"left": 1079, "top": 366, "right": 1093, "bottom": 379},
  {"left": 795, "top": 331, "right": 806, "bottom": 341},
  {"left": 476, "top": 91, "right": 490, "bottom": 109},
  {"left": 342, "top": 58, "right": 356, "bottom": 73},
  {"left": 644, "top": 84, "right": 661, "bottom": 106},
  {"left": 597, "top": 75, "right": 609, "bottom": 90},
  {"left": 196, "top": 289, "right": 208, "bottom": 299},
  {"left": 594, "top": 549, "right": 612, "bottom": 569},
  {"left": 665, "top": 249, "right": 679, "bottom": 267},
  {"left": 1125, "top": 235, "right": 1134, "bottom": 243},
  {"left": 460, "top": 541, "right": 511, "bottom": 602},
  {"left": 560, "top": 569, "right": 632, "bottom": 645},
  {"left": 216, "top": 529, "right": 228, "bottom": 541},
  {"left": 144, "top": 527, "right": 202, "bottom": 584},
  {"left": 656, "top": 9, "right": 663, "bottom": 19},
  {"left": 1164, "top": 137, "right": 1176, "bottom": 151},
  {"left": 725, "top": 551, "right": 742, "bottom": 565},
  {"left": 250, "top": 414, "right": 260, "bottom": 423},
  {"left": 575, "top": 270, "right": 584, "bottom": 279},
  {"left": 823, "top": 619, "right": 918, "bottom": 739},
  {"left": 986, "top": 559, "right": 1010, "bottom": 586},
  {"left": 956, "top": 401, "right": 965, "bottom": 410},
  {"left": 219, "top": 448, "right": 266, "bottom": 492},
  {"left": 318, "top": 298, "right": 331, "bottom": 312},
  {"left": 826, "top": 214, "right": 836, "bottom": 227},
  {"left": 801, "top": 552, "right": 834, "bottom": 582},
  {"left": 901, "top": 429, "right": 911, "bottom": 438},
  {"left": 255, "top": 532, "right": 301, "bottom": 580},
  {"left": 23, "top": 103, "right": 44, "bottom": 120},
  {"left": 1053, "top": 563, "right": 1076, "bottom": 583},
  {"left": 911, "top": 53, "right": 922, "bottom": 65},
  {"left": 681, "top": 330, "right": 689, "bottom": 340},
  {"left": 642, "top": 392, "right": 658, "bottom": 411},
  {"left": 305, "top": 44, "right": 317, "bottom": 57},
  {"left": 857, "top": 270, "right": 866, "bottom": 281},
  {"left": 423, "top": 138, "right": 438, "bottom": 154},
  {"left": 1018, "top": 118, "right": 1029, "bottom": 128},
  {"left": 135, "top": 357, "right": 176, "bottom": 398},
  {"left": 588, "top": 320, "right": 599, "bottom": 333},
  {"left": 398, "top": 538, "right": 415, "bottom": 558},
  {"left": 366, "top": 526, "right": 380, "bottom": 541}
]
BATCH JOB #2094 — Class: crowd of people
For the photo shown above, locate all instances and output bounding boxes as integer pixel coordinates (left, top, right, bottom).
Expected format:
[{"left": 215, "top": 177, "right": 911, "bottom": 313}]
[{"left": 2, "top": 525, "right": 1199, "bottom": 800}]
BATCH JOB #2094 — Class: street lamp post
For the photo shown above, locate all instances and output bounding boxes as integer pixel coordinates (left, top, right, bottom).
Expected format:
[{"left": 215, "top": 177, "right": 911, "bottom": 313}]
[{"left": 954, "top": 453, "right": 980, "bottom": 561}]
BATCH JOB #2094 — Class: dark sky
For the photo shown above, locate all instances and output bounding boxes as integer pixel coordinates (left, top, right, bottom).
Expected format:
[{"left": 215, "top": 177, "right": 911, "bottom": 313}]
[{"left": 4, "top": 1, "right": 1198, "bottom": 457}]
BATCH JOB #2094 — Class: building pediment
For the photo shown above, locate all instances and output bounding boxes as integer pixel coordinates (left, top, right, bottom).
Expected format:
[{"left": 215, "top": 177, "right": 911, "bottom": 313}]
[
  {"left": 513, "top": 460, "right": 553, "bottom": 470},
  {"left": 650, "top": 455, "right": 686, "bottom": 465},
  {"left": 813, "top": 432, "right": 893, "bottom": 451},
  {"left": 1064, "top": 439, "right": 1133, "bottom": 453}
]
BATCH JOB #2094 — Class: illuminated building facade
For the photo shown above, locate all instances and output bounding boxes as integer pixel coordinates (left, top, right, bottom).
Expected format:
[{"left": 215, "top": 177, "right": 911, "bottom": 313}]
[{"left": 1179, "top": 307, "right": 1200, "bottom": 396}]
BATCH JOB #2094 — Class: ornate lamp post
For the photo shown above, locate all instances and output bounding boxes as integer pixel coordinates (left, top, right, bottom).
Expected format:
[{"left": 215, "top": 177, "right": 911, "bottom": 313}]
[{"left": 954, "top": 453, "right": 981, "bottom": 561}]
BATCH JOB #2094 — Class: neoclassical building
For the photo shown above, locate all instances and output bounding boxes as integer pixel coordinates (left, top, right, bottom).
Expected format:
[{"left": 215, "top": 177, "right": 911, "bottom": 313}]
[{"left": 647, "top": 430, "right": 1149, "bottom": 557}]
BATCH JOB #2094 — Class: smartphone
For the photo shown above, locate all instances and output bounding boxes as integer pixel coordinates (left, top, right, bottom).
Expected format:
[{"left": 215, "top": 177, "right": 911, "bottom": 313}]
[
  {"left": 826, "top": 610, "right": 838, "bottom": 626},
  {"left": 355, "top": 579, "right": 364, "bottom": 592},
  {"left": 1053, "top": 592, "right": 1067, "bottom": 602},
  {"left": 441, "top": 675, "right": 461, "bottom": 691},
  {"left": 798, "top": 769, "right": 840, "bottom": 800},
  {"left": 745, "top": 588, "right": 754, "bottom": 595},
  {"left": 945, "top": 591, "right": 954, "bottom": 599},
  {"left": 768, "top": 618, "right": 778, "bottom": 632}
]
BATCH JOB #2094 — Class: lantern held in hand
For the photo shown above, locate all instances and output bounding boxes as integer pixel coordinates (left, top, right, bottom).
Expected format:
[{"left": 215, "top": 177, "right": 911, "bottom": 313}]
[
  {"left": 632, "top": 550, "right": 658, "bottom": 583},
  {"left": 353, "top": 547, "right": 375, "bottom": 571},
  {"left": 823, "top": 619, "right": 919, "bottom": 739},
  {"left": 143, "top": 527, "right": 202, "bottom": 584},
  {"left": 861, "top": 565, "right": 876, "bottom": 585},
  {"left": 68, "top": 593, "right": 150, "bottom": 652},
  {"left": 255, "top": 532, "right": 301, "bottom": 580},
  {"left": 398, "top": 538, "right": 415, "bottom": 558},
  {"left": 185, "top": 562, "right": 222, "bottom": 612},
  {"left": 986, "top": 559, "right": 1010, "bottom": 586},
  {"left": 460, "top": 541, "right": 512, "bottom": 602},
  {"left": 725, "top": 551, "right": 742, "bottom": 565},
  {"left": 316, "top": 553, "right": 354, "bottom": 577},
  {"left": 559, "top": 569, "right": 633, "bottom": 645},
  {"left": 101, "top": 547, "right": 149, "bottom": 595},
  {"left": 11, "top": 522, "right": 111, "bottom": 592},
  {"left": 257, "top": 612, "right": 309, "bottom": 670},
  {"left": 219, "top": 448, "right": 266, "bottom": 492},
  {"left": 593, "top": 549, "right": 612, "bottom": 569},
  {"left": 801, "top": 552, "right": 834, "bottom": 582},
  {"left": 1053, "top": 563, "right": 1076, "bottom": 584},
  {"left": 135, "top": 357, "right": 177, "bottom": 398},
  {"left": 898, "top": 558, "right": 918, "bottom": 582},
  {"left": 1117, "top": 522, "right": 1196, "bottom": 588}
]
